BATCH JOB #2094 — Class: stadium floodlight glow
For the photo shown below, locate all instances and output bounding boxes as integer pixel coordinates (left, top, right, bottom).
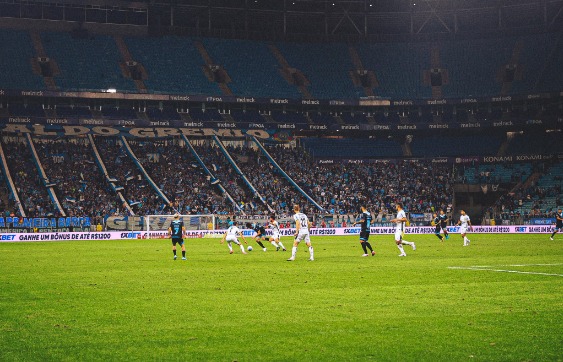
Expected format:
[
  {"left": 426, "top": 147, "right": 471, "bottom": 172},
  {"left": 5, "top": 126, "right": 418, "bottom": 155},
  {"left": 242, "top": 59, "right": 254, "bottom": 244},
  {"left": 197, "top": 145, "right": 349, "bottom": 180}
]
[{"left": 106, "top": 88, "right": 117, "bottom": 93}]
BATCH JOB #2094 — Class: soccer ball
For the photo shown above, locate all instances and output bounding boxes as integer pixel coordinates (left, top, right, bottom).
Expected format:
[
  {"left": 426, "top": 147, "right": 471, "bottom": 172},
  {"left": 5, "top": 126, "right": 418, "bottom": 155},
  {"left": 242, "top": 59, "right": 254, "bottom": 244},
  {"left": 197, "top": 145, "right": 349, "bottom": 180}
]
[{"left": 247, "top": 246, "right": 253, "bottom": 252}]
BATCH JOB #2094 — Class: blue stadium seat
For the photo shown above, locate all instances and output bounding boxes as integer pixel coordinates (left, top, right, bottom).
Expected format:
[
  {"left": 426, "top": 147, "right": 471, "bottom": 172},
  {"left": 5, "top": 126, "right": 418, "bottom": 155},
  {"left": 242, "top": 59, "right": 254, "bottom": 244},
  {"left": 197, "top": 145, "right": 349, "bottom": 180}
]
[{"left": 0, "top": 29, "right": 44, "bottom": 90}]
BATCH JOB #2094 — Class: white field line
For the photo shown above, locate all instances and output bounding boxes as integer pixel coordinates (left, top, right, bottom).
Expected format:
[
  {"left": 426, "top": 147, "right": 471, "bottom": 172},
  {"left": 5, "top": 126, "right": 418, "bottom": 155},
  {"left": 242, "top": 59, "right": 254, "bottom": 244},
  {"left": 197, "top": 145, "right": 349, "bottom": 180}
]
[{"left": 448, "top": 265, "right": 563, "bottom": 277}]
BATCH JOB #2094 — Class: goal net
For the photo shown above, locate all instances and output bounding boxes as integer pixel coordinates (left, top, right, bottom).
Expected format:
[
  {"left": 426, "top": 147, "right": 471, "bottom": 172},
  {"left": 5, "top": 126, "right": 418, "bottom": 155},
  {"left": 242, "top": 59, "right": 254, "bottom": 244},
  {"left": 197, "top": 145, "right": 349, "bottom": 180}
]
[{"left": 145, "top": 214, "right": 216, "bottom": 235}]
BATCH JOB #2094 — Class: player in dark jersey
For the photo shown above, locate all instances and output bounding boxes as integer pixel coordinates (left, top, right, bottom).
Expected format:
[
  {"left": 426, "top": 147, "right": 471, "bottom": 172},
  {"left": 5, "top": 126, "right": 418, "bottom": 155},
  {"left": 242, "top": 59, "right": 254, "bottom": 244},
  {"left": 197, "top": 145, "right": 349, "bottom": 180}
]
[
  {"left": 353, "top": 206, "right": 375, "bottom": 257},
  {"left": 168, "top": 214, "right": 186, "bottom": 260},
  {"left": 247, "top": 222, "right": 268, "bottom": 251},
  {"left": 550, "top": 209, "right": 563, "bottom": 240},
  {"left": 432, "top": 213, "right": 445, "bottom": 242},
  {"left": 438, "top": 209, "right": 450, "bottom": 239}
]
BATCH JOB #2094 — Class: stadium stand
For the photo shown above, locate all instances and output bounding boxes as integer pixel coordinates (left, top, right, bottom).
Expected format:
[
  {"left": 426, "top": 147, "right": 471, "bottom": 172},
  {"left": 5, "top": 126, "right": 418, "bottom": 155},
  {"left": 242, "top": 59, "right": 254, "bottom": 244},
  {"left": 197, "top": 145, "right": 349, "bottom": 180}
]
[
  {"left": 202, "top": 38, "right": 301, "bottom": 99},
  {"left": 356, "top": 42, "right": 432, "bottom": 99},
  {"left": 127, "top": 139, "right": 233, "bottom": 214},
  {"left": 124, "top": 35, "right": 222, "bottom": 95},
  {"left": 92, "top": 136, "right": 161, "bottom": 215},
  {"left": 2, "top": 138, "right": 59, "bottom": 217},
  {"left": 461, "top": 163, "right": 533, "bottom": 184},
  {"left": 0, "top": 29, "right": 44, "bottom": 90},
  {"left": 410, "top": 134, "right": 503, "bottom": 157},
  {"left": 276, "top": 42, "right": 359, "bottom": 99},
  {"left": 33, "top": 136, "right": 120, "bottom": 217},
  {"left": 301, "top": 138, "right": 403, "bottom": 158},
  {"left": 40, "top": 32, "right": 136, "bottom": 92}
]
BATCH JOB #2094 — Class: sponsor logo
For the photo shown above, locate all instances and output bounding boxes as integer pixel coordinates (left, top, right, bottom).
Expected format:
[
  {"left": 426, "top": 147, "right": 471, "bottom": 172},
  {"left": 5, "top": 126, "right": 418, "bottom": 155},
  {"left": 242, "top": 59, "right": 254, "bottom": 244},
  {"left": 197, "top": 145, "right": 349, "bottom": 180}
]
[
  {"left": 249, "top": 123, "right": 265, "bottom": 129},
  {"left": 184, "top": 121, "right": 204, "bottom": 127},
  {"left": 117, "top": 120, "right": 136, "bottom": 126},
  {"left": 428, "top": 124, "right": 449, "bottom": 129},
  {"left": 301, "top": 99, "right": 320, "bottom": 105},
  {"left": 21, "top": 91, "right": 43, "bottom": 96},
  {"left": 455, "top": 157, "right": 479, "bottom": 164},
  {"left": 426, "top": 99, "right": 447, "bottom": 105},
  {"left": 8, "top": 117, "right": 31, "bottom": 123},
  {"left": 493, "top": 121, "right": 513, "bottom": 127},
  {"left": 431, "top": 158, "right": 448, "bottom": 163},
  {"left": 491, "top": 96, "right": 512, "bottom": 102},
  {"left": 461, "top": 98, "right": 478, "bottom": 103},
  {"left": 206, "top": 97, "right": 223, "bottom": 102},
  {"left": 392, "top": 100, "right": 414, "bottom": 106},
  {"left": 397, "top": 125, "right": 417, "bottom": 130},
  {"left": 0, "top": 234, "right": 15, "bottom": 240},
  {"left": 47, "top": 118, "right": 69, "bottom": 124},
  {"left": 309, "top": 124, "right": 327, "bottom": 130},
  {"left": 341, "top": 125, "right": 360, "bottom": 130},
  {"left": 150, "top": 121, "right": 170, "bottom": 126},
  {"left": 120, "top": 232, "right": 141, "bottom": 239},
  {"left": 217, "top": 122, "right": 236, "bottom": 128},
  {"left": 515, "top": 227, "right": 527, "bottom": 232},
  {"left": 170, "top": 95, "right": 190, "bottom": 101},
  {"left": 278, "top": 123, "right": 295, "bottom": 129},
  {"left": 319, "top": 159, "right": 334, "bottom": 164},
  {"left": 343, "top": 228, "right": 361, "bottom": 234},
  {"left": 371, "top": 125, "right": 391, "bottom": 130},
  {"left": 460, "top": 122, "right": 481, "bottom": 128},
  {"left": 526, "top": 119, "right": 542, "bottom": 125},
  {"left": 527, "top": 94, "right": 541, "bottom": 99},
  {"left": 0, "top": 89, "right": 5, "bottom": 96},
  {"left": 270, "top": 98, "right": 289, "bottom": 104},
  {"left": 236, "top": 97, "right": 255, "bottom": 103},
  {"left": 483, "top": 156, "right": 513, "bottom": 163},
  {"left": 329, "top": 100, "right": 345, "bottom": 105},
  {"left": 80, "top": 119, "right": 104, "bottom": 125}
]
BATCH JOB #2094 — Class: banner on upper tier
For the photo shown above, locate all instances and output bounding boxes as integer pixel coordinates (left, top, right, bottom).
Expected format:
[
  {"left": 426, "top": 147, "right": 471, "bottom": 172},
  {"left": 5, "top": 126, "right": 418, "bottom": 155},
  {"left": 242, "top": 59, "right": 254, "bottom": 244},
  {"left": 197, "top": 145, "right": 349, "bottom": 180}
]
[
  {"left": 0, "top": 123, "right": 292, "bottom": 140},
  {"left": 0, "top": 225, "right": 555, "bottom": 242}
]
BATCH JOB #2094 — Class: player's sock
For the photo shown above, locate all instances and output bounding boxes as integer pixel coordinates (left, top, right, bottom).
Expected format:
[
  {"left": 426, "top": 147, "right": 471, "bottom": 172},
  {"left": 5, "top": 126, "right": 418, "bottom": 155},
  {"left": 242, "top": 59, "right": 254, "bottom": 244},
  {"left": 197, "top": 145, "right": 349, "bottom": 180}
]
[
  {"left": 291, "top": 246, "right": 297, "bottom": 259},
  {"left": 270, "top": 241, "right": 278, "bottom": 248},
  {"left": 365, "top": 242, "right": 373, "bottom": 252},
  {"left": 435, "top": 234, "right": 443, "bottom": 240},
  {"left": 402, "top": 240, "right": 413, "bottom": 246},
  {"left": 173, "top": 249, "right": 177, "bottom": 256},
  {"left": 256, "top": 241, "right": 266, "bottom": 249},
  {"left": 182, "top": 250, "right": 186, "bottom": 258},
  {"left": 228, "top": 243, "right": 233, "bottom": 252},
  {"left": 397, "top": 244, "right": 406, "bottom": 255},
  {"left": 240, "top": 244, "right": 245, "bottom": 253},
  {"left": 361, "top": 242, "right": 368, "bottom": 254},
  {"left": 308, "top": 246, "right": 314, "bottom": 260},
  {"left": 551, "top": 231, "right": 556, "bottom": 238},
  {"left": 278, "top": 241, "right": 286, "bottom": 250}
]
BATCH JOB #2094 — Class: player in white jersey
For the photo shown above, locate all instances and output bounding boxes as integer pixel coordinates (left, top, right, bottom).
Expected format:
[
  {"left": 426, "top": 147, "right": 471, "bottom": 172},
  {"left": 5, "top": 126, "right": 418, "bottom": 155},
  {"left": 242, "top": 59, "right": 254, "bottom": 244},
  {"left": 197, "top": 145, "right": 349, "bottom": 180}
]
[
  {"left": 455, "top": 210, "right": 472, "bottom": 246},
  {"left": 287, "top": 205, "right": 314, "bottom": 261},
  {"left": 220, "top": 221, "right": 248, "bottom": 254},
  {"left": 268, "top": 215, "right": 287, "bottom": 251},
  {"left": 390, "top": 203, "right": 416, "bottom": 257}
]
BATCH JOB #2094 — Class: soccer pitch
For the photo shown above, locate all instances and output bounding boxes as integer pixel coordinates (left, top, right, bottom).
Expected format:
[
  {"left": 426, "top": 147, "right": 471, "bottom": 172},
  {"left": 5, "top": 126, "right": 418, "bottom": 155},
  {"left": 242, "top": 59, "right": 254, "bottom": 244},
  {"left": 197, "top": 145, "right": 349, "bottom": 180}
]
[{"left": 0, "top": 234, "right": 561, "bottom": 361}]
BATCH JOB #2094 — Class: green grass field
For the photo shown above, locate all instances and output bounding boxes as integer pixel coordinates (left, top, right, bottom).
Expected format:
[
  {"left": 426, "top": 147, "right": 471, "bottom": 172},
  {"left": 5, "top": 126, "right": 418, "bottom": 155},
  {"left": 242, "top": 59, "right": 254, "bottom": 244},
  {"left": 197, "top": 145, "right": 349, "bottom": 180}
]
[{"left": 1, "top": 233, "right": 562, "bottom": 361}]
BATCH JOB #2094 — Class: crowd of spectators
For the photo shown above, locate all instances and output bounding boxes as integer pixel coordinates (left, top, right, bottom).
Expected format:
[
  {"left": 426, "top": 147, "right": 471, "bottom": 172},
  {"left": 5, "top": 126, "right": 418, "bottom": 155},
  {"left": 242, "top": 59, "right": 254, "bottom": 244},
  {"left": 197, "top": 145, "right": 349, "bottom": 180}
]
[
  {"left": 3, "top": 135, "right": 560, "bottom": 228},
  {"left": 267, "top": 145, "right": 455, "bottom": 215},
  {"left": 127, "top": 139, "right": 234, "bottom": 215},
  {"left": 34, "top": 137, "right": 121, "bottom": 218},
  {"left": 93, "top": 136, "right": 168, "bottom": 215},
  {"left": 2, "top": 138, "right": 59, "bottom": 217},
  {"left": 193, "top": 141, "right": 270, "bottom": 214},
  {"left": 227, "top": 144, "right": 310, "bottom": 217}
]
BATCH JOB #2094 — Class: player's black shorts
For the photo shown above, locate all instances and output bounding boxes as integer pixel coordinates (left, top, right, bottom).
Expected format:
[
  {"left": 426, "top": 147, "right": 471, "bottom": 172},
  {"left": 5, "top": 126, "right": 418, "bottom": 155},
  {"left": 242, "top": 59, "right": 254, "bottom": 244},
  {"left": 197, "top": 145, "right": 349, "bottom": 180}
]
[
  {"left": 171, "top": 237, "right": 184, "bottom": 246},
  {"left": 360, "top": 230, "right": 370, "bottom": 241},
  {"left": 440, "top": 222, "right": 448, "bottom": 230},
  {"left": 435, "top": 225, "right": 442, "bottom": 234},
  {"left": 556, "top": 223, "right": 563, "bottom": 230}
]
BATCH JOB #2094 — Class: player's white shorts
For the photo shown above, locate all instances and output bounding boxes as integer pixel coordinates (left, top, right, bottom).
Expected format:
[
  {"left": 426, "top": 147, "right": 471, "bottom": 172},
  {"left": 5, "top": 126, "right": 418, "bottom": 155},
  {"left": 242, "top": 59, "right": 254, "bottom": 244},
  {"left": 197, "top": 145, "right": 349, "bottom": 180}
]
[
  {"left": 394, "top": 229, "right": 403, "bottom": 241},
  {"left": 271, "top": 232, "right": 280, "bottom": 240},
  {"left": 226, "top": 235, "right": 240, "bottom": 244},
  {"left": 460, "top": 226, "right": 469, "bottom": 234},
  {"left": 294, "top": 232, "right": 311, "bottom": 244}
]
